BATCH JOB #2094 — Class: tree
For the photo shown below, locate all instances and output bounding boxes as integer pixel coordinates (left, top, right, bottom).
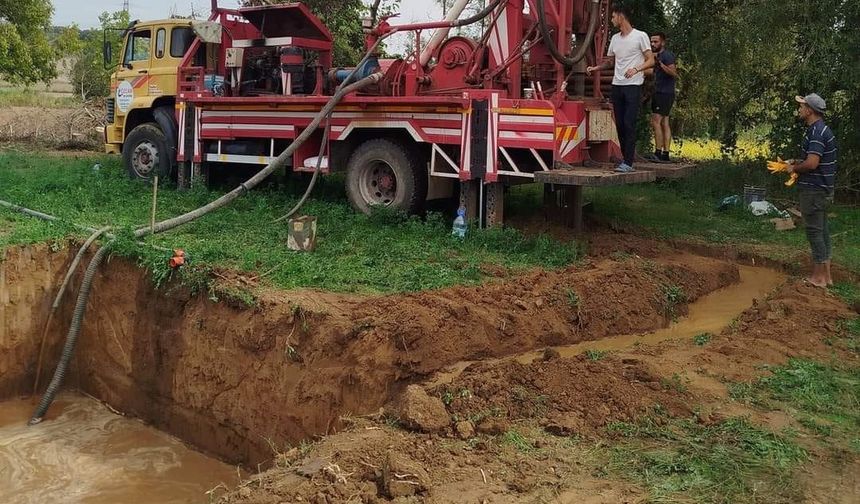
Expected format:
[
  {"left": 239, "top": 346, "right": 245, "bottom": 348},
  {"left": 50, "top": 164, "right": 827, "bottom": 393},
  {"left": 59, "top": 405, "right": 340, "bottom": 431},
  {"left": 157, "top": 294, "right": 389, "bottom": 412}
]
[
  {"left": 53, "top": 24, "right": 85, "bottom": 96},
  {"left": 0, "top": 0, "right": 56, "bottom": 84},
  {"left": 668, "top": 0, "right": 860, "bottom": 196},
  {"left": 55, "top": 11, "right": 129, "bottom": 100}
]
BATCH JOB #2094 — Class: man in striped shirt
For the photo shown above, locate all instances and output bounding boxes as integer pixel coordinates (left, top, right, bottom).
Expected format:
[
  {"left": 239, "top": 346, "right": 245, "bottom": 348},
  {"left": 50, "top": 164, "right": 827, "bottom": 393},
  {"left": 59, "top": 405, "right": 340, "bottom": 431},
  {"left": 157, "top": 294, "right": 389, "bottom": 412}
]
[{"left": 787, "top": 93, "right": 837, "bottom": 287}]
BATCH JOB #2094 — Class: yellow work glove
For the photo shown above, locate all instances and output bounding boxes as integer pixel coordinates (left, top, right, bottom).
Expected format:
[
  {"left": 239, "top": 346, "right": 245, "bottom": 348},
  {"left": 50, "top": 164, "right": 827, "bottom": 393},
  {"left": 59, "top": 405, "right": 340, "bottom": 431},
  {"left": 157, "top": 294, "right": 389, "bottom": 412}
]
[
  {"left": 767, "top": 157, "right": 798, "bottom": 186},
  {"left": 767, "top": 157, "right": 790, "bottom": 173}
]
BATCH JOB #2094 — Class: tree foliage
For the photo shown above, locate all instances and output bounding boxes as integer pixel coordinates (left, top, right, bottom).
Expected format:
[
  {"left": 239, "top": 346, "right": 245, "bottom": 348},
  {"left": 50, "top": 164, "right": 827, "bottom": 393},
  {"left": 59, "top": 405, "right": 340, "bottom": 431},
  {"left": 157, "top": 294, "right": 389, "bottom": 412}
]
[
  {"left": 301, "top": 0, "right": 368, "bottom": 65},
  {"left": 54, "top": 11, "right": 129, "bottom": 100},
  {"left": 244, "top": 0, "right": 400, "bottom": 65},
  {"left": 665, "top": 0, "right": 860, "bottom": 194},
  {"left": 0, "top": 0, "right": 56, "bottom": 84}
]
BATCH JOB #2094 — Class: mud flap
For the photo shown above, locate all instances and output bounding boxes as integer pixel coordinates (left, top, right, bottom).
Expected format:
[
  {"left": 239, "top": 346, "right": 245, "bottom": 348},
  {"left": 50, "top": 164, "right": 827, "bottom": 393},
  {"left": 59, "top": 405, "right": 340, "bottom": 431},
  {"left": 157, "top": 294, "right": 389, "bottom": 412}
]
[
  {"left": 468, "top": 100, "right": 488, "bottom": 180},
  {"left": 459, "top": 97, "right": 504, "bottom": 228},
  {"left": 153, "top": 107, "right": 178, "bottom": 177},
  {"left": 178, "top": 104, "right": 196, "bottom": 189}
]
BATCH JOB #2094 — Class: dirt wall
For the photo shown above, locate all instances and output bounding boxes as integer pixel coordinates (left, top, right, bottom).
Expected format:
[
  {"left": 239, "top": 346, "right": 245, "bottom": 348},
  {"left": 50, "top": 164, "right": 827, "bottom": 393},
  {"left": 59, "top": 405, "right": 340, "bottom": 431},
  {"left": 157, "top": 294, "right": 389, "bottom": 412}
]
[
  {"left": 0, "top": 244, "right": 739, "bottom": 466},
  {"left": 0, "top": 246, "right": 70, "bottom": 398}
]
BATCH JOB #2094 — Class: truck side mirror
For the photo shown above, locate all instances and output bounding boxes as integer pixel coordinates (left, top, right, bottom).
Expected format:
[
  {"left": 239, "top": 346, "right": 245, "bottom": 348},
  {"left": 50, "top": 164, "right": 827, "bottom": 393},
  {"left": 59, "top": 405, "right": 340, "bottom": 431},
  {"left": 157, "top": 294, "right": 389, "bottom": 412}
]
[{"left": 103, "top": 41, "right": 112, "bottom": 67}]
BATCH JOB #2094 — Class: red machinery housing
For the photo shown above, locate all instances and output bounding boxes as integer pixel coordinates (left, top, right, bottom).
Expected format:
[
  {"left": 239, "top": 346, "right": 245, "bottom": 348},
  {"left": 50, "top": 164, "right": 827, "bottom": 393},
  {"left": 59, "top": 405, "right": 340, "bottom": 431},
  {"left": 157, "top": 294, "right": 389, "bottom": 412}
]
[{"left": 174, "top": 0, "right": 620, "bottom": 223}]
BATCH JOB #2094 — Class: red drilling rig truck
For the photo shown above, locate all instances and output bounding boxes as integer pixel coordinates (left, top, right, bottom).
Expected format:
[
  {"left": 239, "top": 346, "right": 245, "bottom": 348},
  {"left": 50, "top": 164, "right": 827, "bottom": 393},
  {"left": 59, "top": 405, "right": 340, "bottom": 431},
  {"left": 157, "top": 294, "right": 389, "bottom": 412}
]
[{"left": 105, "top": 0, "right": 668, "bottom": 227}]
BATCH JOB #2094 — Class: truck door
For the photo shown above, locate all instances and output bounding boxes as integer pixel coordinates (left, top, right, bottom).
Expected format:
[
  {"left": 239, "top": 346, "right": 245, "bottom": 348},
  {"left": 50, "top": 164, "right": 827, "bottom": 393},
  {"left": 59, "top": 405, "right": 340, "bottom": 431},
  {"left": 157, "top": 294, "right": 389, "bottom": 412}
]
[
  {"left": 146, "top": 27, "right": 171, "bottom": 98},
  {"left": 146, "top": 25, "right": 194, "bottom": 99},
  {"left": 114, "top": 28, "right": 152, "bottom": 119}
]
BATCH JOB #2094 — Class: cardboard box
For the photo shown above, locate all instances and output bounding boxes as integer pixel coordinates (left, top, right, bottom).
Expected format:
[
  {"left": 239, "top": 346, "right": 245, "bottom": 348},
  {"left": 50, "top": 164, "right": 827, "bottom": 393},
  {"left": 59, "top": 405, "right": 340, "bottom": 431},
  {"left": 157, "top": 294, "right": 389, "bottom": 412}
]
[{"left": 770, "top": 217, "right": 796, "bottom": 231}]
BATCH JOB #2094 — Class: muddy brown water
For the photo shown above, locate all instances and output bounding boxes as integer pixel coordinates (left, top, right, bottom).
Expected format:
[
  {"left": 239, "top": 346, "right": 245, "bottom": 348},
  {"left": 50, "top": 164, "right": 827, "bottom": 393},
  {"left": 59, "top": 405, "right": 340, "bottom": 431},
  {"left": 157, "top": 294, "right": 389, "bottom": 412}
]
[
  {"left": 432, "top": 265, "right": 786, "bottom": 384},
  {"left": 0, "top": 393, "right": 240, "bottom": 504}
]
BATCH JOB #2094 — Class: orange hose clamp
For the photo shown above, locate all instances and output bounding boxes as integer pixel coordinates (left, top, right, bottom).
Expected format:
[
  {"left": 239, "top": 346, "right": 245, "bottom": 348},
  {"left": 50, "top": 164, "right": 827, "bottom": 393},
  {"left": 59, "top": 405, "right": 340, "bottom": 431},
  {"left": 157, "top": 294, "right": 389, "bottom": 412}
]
[{"left": 169, "top": 249, "right": 186, "bottom": 269}]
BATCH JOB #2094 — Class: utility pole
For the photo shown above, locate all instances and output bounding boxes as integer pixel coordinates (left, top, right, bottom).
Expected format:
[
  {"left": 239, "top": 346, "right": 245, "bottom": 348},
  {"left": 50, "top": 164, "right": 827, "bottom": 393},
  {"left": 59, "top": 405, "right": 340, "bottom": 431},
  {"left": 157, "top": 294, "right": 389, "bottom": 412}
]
[{"left": 122, "top": 0, "right": 129, "bottom": 12}]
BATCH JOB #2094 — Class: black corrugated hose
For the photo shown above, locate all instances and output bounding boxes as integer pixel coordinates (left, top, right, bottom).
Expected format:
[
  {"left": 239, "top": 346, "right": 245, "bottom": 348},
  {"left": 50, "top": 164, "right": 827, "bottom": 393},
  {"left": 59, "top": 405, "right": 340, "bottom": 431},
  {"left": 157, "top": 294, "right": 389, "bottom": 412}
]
[
  {"left": 535, "top": 0, "right": 601, "bottom": 66},
  {"left": 31, "top": 226, "right": 112, "bottom": 398},
  {"left": 28, "top": 244, "right": 112, "bottom": 424}
]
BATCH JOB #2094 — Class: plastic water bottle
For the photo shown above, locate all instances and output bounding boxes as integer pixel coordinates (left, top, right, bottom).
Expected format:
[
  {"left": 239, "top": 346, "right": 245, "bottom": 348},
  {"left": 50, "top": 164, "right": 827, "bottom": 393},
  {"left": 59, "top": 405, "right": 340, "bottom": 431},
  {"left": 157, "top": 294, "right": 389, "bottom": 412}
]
[{"left": 452, "top": 207, "right": 467, "bottom": 238}]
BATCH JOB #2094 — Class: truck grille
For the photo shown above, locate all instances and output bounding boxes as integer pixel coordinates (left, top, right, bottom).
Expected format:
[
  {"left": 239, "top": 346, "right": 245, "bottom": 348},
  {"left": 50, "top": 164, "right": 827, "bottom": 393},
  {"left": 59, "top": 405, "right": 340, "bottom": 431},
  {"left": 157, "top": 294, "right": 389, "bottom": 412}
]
[{"left": 105, "top": 98, "right": 115, "bottom": 124}]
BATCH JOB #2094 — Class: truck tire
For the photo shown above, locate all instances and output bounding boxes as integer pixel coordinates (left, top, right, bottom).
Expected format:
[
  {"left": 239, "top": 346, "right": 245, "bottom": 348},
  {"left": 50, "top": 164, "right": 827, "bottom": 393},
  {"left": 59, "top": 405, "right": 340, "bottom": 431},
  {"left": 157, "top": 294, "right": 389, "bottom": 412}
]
[
  {"left": 153, "top": 106, "right": 178, "bottom": 172},
  {"left": 123, "top": 122, "right": 172, "bottom": 181},
  {"left": 345, "top": 138, "right": 427, "bottom": 215}
]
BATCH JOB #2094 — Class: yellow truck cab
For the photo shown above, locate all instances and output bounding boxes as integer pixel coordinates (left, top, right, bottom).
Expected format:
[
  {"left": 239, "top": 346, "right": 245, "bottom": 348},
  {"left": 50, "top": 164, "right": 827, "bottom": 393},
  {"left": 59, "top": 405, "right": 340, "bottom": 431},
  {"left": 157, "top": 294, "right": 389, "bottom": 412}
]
[{"left": 105, "top": 19, "right": 196, "bottom": 180}]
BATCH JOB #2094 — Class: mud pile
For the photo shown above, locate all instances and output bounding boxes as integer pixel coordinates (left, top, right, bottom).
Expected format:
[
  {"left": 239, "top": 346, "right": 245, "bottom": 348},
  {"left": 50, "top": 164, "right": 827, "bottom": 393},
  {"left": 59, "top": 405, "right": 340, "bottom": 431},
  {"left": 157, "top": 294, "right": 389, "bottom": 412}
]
[
  {"left": 695, "top": 280, "right": 857, "bottom": 383},
  {"left": 219, "top": 280, "right": 859, "bottom": 504},
  {"left": 435, "top": 354, "right": 691, "bottom": 437},
  {"left": 215, "top": 353, "right": 689, "bottom": 504}
]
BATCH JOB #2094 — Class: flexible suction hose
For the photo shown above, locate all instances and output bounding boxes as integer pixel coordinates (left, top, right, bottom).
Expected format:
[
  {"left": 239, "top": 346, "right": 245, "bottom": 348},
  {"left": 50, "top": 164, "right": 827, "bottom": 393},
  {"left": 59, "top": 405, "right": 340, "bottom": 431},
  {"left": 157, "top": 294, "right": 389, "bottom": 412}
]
[
  {"left": 51, "top": 227, "right": 113, "bottom": 312},
  {"left": 28, "top": 244, "right": 111, "bottom": 424},
  {"left": 32, "top": 226, "right": 112, "bottom": 398},
  {"left": 272, "top": 124, "right": 330, "bottom": 224},
  {"left": 0, "top": 200, "right": 65, "bottom": 224},
  {"left": 535, "top": 0, "right": 601, "bottom": 66}
]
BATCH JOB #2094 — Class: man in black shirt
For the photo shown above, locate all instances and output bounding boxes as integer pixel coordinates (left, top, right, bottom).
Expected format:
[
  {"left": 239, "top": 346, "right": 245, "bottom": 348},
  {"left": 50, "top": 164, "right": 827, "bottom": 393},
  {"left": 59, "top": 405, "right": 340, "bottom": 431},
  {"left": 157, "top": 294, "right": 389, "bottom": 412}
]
[{"left": 647, "top": 32, "right": 677, "bottom": 162}]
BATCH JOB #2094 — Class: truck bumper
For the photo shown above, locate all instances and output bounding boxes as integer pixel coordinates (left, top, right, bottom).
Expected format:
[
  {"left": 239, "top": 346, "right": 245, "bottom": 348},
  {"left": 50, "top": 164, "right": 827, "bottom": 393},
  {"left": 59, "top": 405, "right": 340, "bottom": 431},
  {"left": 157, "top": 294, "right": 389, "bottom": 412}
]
[{"left": 104, "top": 124, "right": 123, "bottom": 154}]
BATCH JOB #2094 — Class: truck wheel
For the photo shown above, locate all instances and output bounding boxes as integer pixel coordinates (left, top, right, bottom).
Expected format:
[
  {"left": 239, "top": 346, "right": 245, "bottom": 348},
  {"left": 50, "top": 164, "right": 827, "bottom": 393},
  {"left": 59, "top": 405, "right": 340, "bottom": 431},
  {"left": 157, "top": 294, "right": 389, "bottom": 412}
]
[
  {"left": 123, "top": 123, "right": 172, "bottom": 181},
  {"left": 346, "top": 139, "right": 427, "bottom": 214}
]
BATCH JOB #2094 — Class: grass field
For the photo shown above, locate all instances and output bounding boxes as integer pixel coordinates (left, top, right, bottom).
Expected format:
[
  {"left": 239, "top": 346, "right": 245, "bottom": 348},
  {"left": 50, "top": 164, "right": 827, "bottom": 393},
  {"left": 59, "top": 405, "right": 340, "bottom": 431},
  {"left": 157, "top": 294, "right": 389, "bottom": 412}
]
[
  {"left": 607, "top": 414, "right": 807, "bottom": 503},
  {"left": 731, "top": 358, "right": 860, "bottom": 449},
  {"left": 1, "top": 149, "right": 859, "bottom": 293},
  {"left": 2, "top": 147, "right": 858, "bottom": 503},
  {"left": 0, "top": 151, "right": 580, "bottom": 293},
  {"left": 0, "top": 88, "right": 78, "bottom": 108},
  {"left": 510, "top": 159, "right": 860, "bottom": 275}
]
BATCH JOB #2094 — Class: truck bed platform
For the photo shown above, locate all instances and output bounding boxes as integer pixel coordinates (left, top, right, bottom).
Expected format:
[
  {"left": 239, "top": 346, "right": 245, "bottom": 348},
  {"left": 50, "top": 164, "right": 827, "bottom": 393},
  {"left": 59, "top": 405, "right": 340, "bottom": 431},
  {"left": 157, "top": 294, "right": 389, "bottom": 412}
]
[
  {"left": 535, "top": 160, "right": 699, "bottom": 232},
  {"left": 535, "top": 161, "right": 698, "bottom": 186},
  {"left": 631, "top": 161, "right": 699, "bottom": 179},
  {"left": 534, "top": 166, "right": 656, "bottom": 186}
]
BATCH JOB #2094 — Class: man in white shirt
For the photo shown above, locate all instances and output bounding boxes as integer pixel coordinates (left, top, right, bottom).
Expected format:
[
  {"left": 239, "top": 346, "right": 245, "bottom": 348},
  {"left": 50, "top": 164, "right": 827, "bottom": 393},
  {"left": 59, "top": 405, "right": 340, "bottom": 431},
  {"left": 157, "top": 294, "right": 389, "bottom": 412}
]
[{"left": 586, "top": 4, "right": 655, "bottom": 172}]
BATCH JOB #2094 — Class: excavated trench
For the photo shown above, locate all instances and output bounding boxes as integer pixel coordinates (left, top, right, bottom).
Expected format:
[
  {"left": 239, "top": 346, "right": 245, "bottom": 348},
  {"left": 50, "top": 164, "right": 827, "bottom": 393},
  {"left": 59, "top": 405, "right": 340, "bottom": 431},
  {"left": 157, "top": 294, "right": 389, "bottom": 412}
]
[{"left": 0, "top": 243, "right": 784, "bottom": 502}]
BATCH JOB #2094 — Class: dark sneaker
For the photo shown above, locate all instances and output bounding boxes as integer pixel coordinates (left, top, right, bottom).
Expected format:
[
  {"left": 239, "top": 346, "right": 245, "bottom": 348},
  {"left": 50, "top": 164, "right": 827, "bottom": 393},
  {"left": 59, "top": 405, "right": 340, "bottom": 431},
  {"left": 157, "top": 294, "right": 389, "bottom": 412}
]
[{"left": 660, "top": 151, "right": 671, "bottom": 162}]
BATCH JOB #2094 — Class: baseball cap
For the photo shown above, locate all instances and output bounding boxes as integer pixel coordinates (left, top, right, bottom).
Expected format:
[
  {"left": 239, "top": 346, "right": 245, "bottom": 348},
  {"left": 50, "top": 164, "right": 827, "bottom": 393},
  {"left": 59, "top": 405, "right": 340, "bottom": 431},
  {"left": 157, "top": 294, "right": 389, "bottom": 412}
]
[{"left": 795, "top": 93, "right": 827, "bottom": 114}]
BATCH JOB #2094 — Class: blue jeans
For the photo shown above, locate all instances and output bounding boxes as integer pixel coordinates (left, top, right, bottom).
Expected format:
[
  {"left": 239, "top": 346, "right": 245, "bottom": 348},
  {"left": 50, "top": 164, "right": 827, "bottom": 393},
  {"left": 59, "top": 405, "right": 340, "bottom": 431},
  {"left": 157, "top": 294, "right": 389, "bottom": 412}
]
[
  {"left": 612, "top": 84, "right": 642, "bottom": 166},
  {"left": 799, "top": 188, "right": 832, "bottom": 264}
]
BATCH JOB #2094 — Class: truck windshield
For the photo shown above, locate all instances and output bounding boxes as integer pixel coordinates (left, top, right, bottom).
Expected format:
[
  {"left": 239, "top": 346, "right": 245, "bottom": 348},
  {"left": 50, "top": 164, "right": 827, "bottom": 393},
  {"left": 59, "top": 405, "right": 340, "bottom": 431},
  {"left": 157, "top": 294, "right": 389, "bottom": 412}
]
[{"left": 171, "top": 27, "right": 195, "bottom": 58}]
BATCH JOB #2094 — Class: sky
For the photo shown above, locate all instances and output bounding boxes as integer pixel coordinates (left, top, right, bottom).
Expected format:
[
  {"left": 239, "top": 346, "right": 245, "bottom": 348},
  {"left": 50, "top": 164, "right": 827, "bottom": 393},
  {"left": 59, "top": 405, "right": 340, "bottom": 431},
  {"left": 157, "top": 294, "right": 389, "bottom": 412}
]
[
  {"left": 52, "top": 0, "right": 440, "bottom": 28},
  {"left": 53, "top": 0, "right": 440, "bottom": 54}
]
